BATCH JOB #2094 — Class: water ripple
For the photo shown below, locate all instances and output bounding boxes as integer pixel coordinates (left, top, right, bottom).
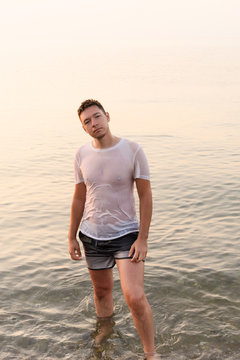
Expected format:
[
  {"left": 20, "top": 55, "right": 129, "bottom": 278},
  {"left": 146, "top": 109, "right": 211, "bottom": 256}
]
[{"left": 0, "top": 132, "right": 239, "bottom": 359}]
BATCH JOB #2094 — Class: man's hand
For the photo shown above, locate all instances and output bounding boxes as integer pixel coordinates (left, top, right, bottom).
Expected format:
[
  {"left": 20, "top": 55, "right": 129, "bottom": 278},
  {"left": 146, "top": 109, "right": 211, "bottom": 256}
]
[
  {"left": 69, "top": 238, "right": 82, "bottom": 261},
  {"left": 129, "top": 238, "right": 148, "bottom": 263}
]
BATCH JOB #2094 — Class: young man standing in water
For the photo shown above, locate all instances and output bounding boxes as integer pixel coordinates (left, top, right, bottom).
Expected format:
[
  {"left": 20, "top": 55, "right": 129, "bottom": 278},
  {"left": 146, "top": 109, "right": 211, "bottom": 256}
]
[{"left": 68, "top": 99, "right": 159, "bottom": 360}]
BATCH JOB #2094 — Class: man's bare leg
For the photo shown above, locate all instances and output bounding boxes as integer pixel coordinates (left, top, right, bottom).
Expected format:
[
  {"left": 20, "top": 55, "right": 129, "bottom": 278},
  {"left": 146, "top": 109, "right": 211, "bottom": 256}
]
[
  {"left": 116, "top": 259, "right": 159, "bottom": 359},
  {"left": 88, "top": 268, "right": 114, "bottom": 345},
  {"left": 88, "top": 268, "right": 114, "bottom": 317}
]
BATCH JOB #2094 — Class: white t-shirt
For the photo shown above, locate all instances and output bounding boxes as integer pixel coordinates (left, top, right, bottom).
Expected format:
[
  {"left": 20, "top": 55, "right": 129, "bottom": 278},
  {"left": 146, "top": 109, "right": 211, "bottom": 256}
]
[{"left": 74, "top": 138, "right": 150, "bottom": 240}]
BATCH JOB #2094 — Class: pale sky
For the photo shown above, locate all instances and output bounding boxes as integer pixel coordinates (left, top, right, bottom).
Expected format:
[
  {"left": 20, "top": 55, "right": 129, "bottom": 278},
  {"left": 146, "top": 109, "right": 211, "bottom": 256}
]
[{"left": 1, "top": 0, "right": 240, "bottom": 137}]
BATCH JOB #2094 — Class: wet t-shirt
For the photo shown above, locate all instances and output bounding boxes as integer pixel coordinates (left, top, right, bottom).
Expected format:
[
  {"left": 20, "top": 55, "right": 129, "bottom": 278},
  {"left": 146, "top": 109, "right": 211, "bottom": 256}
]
[{"left": 74, "top": 138, "right": 150, "bottom": 240}]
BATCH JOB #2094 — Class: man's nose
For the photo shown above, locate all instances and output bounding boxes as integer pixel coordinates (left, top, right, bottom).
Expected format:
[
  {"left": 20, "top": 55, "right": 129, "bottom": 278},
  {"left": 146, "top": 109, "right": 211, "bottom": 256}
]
[{"left": 91, "top": 117, "right": 98, "bottom": 127}]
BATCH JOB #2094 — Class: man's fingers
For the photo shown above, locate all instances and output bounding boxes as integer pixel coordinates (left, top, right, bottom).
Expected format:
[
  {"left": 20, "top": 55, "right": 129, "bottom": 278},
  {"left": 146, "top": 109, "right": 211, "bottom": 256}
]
[
  {"left": 131, "top": 250, "right": 140, "bottom": 262},
  {"left": 129, "top": 241, "right": 147, "bottom": 262},
  {"left": 69, "top": 244, "right": 82, "bottom": 260},
  {"left": 70, "top": 250, "right": 82, "bottom": 260},
  {"left": 131, "top": 251, "right": 147, "bottom": 262},
  {"left": 128, "top": 245, "right": 135, "bottom": 257}
]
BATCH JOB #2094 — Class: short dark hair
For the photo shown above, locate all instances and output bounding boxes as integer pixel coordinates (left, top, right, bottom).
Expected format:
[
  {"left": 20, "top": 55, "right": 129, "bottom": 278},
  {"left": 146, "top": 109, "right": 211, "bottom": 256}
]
[{"left": 77, "top": 99, "right": 106, "bottom": 118}]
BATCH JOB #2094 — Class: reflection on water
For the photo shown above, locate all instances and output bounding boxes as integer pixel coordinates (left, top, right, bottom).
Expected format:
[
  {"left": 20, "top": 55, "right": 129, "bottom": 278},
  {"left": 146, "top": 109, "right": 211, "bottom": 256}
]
[{"left": 0, "top": 122, "right": 240, "bottom": 359}]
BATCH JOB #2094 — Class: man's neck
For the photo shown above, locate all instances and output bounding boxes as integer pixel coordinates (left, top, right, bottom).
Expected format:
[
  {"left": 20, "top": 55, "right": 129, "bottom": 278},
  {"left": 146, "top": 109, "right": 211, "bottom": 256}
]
[{"left": 92, "top": 133, "right": 121, "bottom": 149}]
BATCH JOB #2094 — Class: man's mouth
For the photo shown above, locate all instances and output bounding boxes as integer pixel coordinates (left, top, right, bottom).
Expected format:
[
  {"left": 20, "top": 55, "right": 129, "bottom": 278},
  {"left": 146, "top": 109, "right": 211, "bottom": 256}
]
[{"left": 94, "top": 128, "right": 102, "bottom": 133}]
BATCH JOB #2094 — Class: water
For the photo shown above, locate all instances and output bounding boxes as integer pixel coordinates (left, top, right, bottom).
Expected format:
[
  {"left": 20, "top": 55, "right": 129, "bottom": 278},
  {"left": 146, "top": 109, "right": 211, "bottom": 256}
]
[{"left": 0, "top": 122, "right": 239, "bottom": 359}]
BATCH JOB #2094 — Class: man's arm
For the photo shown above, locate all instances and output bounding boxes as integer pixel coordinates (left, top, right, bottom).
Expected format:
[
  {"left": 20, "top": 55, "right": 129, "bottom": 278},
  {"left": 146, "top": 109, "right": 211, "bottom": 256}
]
[
  {"left": 68, "top": 182, "right": 86, "bottom": 260},
  {"left": 129, "top": 178, "right": 152, "bottom": 263}
]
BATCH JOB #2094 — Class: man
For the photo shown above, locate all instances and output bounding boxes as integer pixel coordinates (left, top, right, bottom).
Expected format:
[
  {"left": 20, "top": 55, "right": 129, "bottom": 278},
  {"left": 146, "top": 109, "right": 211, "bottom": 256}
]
[{"left": 68, "top": 99, "right": 159, "bottom": 360}]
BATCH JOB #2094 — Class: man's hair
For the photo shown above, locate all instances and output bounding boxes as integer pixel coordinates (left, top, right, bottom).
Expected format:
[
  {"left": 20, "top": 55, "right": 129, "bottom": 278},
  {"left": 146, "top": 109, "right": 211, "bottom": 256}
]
[{"left": 77, "top": 99, "right": 106, "bottom": 118}]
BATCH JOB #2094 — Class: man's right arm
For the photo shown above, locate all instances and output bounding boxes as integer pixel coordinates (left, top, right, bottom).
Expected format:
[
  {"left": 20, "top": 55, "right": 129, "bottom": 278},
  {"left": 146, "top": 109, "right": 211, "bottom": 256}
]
[{"left": 68, "top": 182, "right": 86, "bottom": 260}]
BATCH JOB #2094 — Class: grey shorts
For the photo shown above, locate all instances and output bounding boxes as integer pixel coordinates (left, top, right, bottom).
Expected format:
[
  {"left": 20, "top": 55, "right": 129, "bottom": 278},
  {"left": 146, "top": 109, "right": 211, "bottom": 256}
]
[{"left": 79, "top": 231, "right": 139, "bottom": 270}]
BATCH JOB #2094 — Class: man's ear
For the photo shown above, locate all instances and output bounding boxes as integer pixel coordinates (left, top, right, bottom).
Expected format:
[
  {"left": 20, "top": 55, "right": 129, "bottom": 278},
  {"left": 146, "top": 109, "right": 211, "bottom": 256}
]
[{"left": 106, "top": 112, "right": 110, "bottom": 122}]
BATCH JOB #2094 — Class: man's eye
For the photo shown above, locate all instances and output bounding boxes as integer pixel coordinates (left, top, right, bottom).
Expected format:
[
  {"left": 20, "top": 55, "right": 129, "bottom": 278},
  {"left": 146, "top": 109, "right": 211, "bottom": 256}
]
[{"left": 84, "top": 120, "right": 90, "bottom": 124}]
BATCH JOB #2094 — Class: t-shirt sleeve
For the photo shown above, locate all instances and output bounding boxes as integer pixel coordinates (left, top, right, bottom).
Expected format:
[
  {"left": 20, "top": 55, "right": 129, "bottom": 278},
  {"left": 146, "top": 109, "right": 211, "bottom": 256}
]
[
  {"left": 74, "top": 155, "right": 84, "bottom": 184},
  {"left": 133, "top": 146, "right": 150, "bottom": 180}
]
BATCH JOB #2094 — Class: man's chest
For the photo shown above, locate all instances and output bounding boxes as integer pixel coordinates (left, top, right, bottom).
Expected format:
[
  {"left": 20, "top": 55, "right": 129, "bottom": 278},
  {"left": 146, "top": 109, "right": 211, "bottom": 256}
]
[{"left": 80, "top": 153, "right": 133, "bottom": 187}]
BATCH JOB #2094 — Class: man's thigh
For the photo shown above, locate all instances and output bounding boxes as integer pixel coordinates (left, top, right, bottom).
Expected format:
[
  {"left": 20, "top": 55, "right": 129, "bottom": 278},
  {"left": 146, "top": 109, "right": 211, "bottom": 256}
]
[
  {"left": 116, "top": 259, "right": 145, "bottom": 295},
  {"left": 88, "top": 268, "right": 114, "bottom": 292}
]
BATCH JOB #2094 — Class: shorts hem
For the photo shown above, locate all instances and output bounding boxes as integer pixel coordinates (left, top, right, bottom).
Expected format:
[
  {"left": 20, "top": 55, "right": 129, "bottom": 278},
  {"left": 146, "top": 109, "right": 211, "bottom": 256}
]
[
  {"left": 115, "top": 257, "right": 145, "bottom": 262},
  {"left": 87, "top": 264, "right": 116, "bottom": 271}
]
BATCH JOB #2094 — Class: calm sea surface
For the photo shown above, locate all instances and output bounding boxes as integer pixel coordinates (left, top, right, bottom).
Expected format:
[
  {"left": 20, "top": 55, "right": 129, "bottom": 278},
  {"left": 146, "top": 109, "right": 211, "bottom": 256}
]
[{"left": 0, "top": 121, "right": 239, "bottom": 359}]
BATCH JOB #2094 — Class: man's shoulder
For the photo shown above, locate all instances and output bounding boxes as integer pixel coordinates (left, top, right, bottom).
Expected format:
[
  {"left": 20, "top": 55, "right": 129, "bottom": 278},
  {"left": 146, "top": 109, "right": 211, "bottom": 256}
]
[
  {"left": 122, "top": 138, "right": 141, "bottom": 153},
  {"left": 75, "top": 142, "right": 91, "bottom": 159}
]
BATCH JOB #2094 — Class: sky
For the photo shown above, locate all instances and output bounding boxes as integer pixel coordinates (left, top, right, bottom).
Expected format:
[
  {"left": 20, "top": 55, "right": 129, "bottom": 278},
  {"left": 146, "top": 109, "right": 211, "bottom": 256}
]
[{"left": 1, "top": 0, "right": 240, "bottom": 137}]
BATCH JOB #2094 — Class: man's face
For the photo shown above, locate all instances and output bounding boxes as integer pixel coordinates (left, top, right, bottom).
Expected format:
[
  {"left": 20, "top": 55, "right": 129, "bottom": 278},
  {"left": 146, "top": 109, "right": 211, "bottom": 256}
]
[{"left": 80, "top": 105, "right": 110, "bottom": 139}]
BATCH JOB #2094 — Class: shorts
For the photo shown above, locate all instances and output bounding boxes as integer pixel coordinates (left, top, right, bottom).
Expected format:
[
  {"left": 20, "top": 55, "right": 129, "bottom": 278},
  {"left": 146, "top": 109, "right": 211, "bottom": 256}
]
[{"left": 79, "top": 231, "right": 139, "bottom": 270}]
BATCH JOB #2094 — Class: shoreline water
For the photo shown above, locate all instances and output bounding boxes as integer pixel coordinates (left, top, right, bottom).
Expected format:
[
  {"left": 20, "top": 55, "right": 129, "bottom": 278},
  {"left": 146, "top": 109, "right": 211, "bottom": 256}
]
[{"left": 0, "top": 126, "right": 240, "bottom": 359}]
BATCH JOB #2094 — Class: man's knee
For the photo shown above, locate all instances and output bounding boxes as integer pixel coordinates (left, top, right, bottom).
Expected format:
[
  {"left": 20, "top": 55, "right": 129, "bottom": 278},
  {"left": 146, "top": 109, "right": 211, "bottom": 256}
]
[
  {"left": 94, "top": 282, "right": 113, "bottom": 299},
  {"left": 124, "top": 289, "right": 146, "bottom": 315}
]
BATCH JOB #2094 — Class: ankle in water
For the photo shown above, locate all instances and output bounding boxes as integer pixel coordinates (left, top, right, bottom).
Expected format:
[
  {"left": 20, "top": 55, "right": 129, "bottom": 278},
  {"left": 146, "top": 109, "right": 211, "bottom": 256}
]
[{"left": 144, "top": 352, "right": 160, "bottom": 360}]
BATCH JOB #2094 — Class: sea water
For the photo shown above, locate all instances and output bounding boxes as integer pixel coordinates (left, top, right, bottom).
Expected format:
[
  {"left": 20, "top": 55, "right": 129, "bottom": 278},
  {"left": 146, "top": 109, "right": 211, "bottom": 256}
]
[{"left": 0, "top": 120, "right": 239, "bottom": 359}]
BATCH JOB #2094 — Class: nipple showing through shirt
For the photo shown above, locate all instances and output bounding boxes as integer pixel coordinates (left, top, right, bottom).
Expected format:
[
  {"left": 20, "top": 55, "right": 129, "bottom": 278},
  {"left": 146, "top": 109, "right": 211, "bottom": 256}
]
[{"left": 74, "top": 138, "right": 150, "bottom": 240}]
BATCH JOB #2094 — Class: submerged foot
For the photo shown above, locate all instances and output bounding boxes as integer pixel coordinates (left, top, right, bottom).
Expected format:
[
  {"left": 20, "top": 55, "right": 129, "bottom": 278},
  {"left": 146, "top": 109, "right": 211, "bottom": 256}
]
[{"left": 94, "top": 315, "right": 115, "bottom": 346}]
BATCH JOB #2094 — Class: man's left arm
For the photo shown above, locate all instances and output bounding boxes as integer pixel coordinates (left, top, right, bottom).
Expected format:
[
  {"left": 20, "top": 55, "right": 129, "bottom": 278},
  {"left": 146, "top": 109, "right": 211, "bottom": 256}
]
[{"left": 129, "top": 178, "right": 152, "bottom": 263}]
